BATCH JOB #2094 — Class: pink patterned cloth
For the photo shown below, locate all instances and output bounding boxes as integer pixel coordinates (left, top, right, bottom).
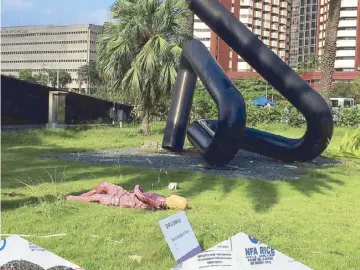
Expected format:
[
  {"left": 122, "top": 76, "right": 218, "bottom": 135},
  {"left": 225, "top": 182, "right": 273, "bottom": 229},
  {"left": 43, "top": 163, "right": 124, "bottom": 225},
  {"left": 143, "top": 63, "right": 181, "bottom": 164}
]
[{"left": 65, "top": 182, "right": 167, "bottom": 209}]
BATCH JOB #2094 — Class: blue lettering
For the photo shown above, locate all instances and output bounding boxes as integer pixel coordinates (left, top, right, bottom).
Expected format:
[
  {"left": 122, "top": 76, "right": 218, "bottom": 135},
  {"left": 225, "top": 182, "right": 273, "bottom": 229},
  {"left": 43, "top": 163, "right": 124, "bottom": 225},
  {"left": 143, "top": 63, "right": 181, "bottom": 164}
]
[{"left": 259, "top": 246, "right": 276, "bottom": 255}]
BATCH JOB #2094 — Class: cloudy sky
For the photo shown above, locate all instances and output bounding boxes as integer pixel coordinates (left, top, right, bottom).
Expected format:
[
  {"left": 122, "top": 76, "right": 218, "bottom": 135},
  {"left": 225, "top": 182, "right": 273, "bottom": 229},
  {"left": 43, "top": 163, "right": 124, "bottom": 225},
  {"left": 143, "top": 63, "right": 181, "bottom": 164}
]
[{"left": 1, "top": 0, "right": 114, "bottom": 27}]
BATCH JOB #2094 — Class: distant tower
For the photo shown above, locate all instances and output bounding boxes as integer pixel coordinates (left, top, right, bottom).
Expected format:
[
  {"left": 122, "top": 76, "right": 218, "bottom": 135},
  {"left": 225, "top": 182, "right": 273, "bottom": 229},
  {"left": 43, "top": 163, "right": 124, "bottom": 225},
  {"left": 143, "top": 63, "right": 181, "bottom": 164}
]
[{"left": 289, "top": 0, "right": 319, "bottom": 69}]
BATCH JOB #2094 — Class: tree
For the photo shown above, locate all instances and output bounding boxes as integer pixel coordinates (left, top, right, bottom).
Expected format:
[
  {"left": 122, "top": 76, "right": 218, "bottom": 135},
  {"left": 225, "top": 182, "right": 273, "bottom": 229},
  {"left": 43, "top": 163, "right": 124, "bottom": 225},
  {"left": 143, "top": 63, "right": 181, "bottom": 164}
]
[
  {"left": 332, "top": 77, "right": 360, "bottom": 104},
  {"left": 18, "top": 69, "right": 38, "bottom": 83},
  {"left": 319, "top": 0, "right": 341, "bottom": 101},
  {"left": 34, "top": 71, "right": 49, "bottom": 86},
  {"left": 353, "top": 77, "right": 360, "bottom": 95},
  {"left": 191, "top": 78, "right": 286, "bottom": 120},
  {"left": 77, "top": 61, "right": 103, "bottom": 94},
  {"left": 332, "top": 82, "right": 352, "bottom": 97},
  {"left": 48, "top": 70, "right": 58, "bottom": 88},
  {"left": 186, "top": 0, "right": 194, "bottom": 38},
  {"left": 59, "top": 70, "right": 72, "bottom": 88},
  {"left": 48, "top": 70, "right": 72, "bottom": 89},
  {"left": 233, "top": 77, "right": 283, "bottom": 102},
  {"left": 309, "top": 53, "right": 321, "bottom": 71},
  {"left": 97, "top": 0, "right": 192, "bottom": 135},
  {"left": 297, "top": 53, "right": 321, "bottom": 73}
]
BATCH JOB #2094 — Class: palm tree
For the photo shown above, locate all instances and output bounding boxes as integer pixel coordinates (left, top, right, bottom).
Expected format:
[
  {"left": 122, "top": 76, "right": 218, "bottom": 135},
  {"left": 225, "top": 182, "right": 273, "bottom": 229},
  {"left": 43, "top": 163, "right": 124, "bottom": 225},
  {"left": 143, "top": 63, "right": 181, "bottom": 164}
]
[
  {"left": 186, "top": 0, "right": 194, "bottom": 38},
  {"left": 97, "top": 0, "right": 192, "bottom": 135},
  {"left": 319, "top": 0, "right": 341, "bottom": 102}
]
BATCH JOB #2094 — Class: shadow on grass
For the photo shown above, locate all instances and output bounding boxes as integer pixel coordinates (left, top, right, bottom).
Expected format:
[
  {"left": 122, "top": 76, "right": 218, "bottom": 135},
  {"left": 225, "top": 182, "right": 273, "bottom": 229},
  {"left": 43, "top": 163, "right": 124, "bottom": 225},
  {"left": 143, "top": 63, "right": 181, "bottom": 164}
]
[
  {"left": 246, "top": 180, "right": 279, "bottom": 213},
  {"left": 1, "top": 128, "right": 346, "bottom": 213},
  {"left": 289, "top": 170, "right": 344, "bottom": 196},
  {"left": 1, "top": 194, "right": 64, "bottom": 212},
  {"left": 1, "top": 196, "right": 39, "bottom": 211},
  {"left": 2, "top": 162, "right": 344, "bottom": 213}
]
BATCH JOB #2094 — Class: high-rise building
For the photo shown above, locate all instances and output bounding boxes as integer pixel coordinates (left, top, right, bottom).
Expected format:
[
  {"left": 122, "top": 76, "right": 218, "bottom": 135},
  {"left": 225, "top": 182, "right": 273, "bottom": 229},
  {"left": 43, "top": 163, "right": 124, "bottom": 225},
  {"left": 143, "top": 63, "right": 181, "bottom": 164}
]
[
  {"left": 193, "top": 15, "right": 211, "bottom": 51},
  {"left": 318, "top": 0, "right": 360, "bottom": 71},
  {"left": 194, "top": 0, "right": 292, "bottom": 72},
  {"left": 289, "top": 0, "right": 319, "bottom": 68},
  {"left": 0, "top": 24, "right": 103, "bottom": 89},
  {"left": 290, "top": 0, "right": 301, "bottom": 67}
]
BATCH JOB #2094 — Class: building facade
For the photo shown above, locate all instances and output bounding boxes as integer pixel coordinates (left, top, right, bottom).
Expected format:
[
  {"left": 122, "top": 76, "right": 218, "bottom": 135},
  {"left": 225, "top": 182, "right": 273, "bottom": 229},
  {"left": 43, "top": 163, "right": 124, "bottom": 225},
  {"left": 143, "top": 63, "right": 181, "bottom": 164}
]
[
  {"left": 194, "top": 0, "right": 292, "bottom": 72},
  {"left": 289, "top": 0, "right": 301, "bottom": 67},
  {"left": 289, "top": 0, "right": 319, "bottom": 68},
  {"left": 193, "top": 15, "right": 211, "bottom": 51},
  {"left": 318, "top": 0, "right": 360, "bottom": 71},
  {"left": 1, "top": 24, "right": 103, "bottom": 89}
]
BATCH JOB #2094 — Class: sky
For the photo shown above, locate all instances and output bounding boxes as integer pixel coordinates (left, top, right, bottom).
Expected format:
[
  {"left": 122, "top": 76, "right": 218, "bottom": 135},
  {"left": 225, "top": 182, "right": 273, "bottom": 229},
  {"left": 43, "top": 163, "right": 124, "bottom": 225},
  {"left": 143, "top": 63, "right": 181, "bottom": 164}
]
[{"left": 1, "top": 0, "right": 115, "bottom": 27}]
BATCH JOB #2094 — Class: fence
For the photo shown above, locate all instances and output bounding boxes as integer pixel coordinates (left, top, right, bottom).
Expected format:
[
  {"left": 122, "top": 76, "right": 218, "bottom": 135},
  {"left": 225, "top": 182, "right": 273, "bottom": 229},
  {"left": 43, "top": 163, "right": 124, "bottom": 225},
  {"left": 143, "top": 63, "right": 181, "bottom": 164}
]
[{"left": 1, "top": 75, "right": 133, "bottom": 127}]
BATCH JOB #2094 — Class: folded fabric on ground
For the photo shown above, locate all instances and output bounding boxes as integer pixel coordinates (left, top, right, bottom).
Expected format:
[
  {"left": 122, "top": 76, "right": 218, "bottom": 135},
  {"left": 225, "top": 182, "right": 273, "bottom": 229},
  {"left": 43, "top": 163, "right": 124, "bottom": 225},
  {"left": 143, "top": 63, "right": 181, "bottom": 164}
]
[{"left": 65, "top": 182, "right": 188, "bottom": 210}]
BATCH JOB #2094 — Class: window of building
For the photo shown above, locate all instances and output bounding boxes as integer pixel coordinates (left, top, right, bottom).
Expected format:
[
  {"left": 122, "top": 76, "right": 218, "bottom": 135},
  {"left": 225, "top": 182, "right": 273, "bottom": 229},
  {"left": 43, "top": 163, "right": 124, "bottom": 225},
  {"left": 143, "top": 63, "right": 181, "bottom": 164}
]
[
  {"left": 336, "top": 56, "right": 355, "bottom": 60},
  {"left": 337, "top": 47, "right": 356, "bottom": 50},
  {"left": 331, "top": 100, "right": 339, "bottom": 108},
  {"left": 340, "top": 17, "right": 357, "bottom": 21},
  {"left": 338, "top": 27, "right": 357, "bottom": 31},
  {"left": 337, "top": 37, "right": 356, "bottom": 40},
  {"left": 340, "top": 7, "right": 357, "bottom": 11}
]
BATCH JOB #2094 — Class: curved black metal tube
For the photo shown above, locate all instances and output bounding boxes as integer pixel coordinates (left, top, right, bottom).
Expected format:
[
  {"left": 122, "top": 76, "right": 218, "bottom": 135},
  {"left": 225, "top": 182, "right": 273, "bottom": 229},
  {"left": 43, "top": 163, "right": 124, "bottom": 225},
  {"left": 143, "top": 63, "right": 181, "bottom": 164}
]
[
  {"left": 162, "top": 39, "right": 246, "bottom": 165},
  {"left": 189, "top": 0, "right": 333, "bottom": 162}
]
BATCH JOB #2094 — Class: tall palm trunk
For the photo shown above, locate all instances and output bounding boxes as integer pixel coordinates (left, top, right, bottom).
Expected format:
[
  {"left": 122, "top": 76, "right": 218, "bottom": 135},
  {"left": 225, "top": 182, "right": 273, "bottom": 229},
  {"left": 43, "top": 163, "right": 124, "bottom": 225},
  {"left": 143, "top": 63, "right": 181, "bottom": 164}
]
[
  {"left": 140, "top": 109, "right": 149, "bottom": 136},
  {"left": 186, "top": 0, "right": 194, "bottom": 37},
  {"left": 189, "top": 12, "right": 194, "bottom": 38},
  {"left": 140, "top": 90, "right": 152, "bottom": 136},
  {"left": 319, "top": 0, "right": 341, "bottom": 102}
]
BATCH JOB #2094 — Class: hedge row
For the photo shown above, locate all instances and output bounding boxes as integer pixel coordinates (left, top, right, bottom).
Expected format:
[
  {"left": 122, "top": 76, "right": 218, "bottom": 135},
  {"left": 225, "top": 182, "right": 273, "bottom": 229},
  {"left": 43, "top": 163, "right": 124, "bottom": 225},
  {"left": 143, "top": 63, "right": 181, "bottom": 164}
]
[
  {"left": 247, "top": 105, "right": 360, "bottom": 127},
  {"left": 192, "top": 97, "right": 360, "bottom": 128}
]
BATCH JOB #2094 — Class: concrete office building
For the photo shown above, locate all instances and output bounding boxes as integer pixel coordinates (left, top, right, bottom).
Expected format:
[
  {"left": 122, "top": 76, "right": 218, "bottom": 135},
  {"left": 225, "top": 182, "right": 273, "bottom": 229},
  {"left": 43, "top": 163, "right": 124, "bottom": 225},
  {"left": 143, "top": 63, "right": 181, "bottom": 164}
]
[
  {"left": 1, "top": 24, "right": 103, "bottom": 89},
  {"left": 318, "top": 0, "right": 360, "bottom": 71},
  {"left": 289, "top": 0, "right": 319, "bottom": 68},
  {"left": 194, "top": 0, "right": 292, "bottom": 72}
]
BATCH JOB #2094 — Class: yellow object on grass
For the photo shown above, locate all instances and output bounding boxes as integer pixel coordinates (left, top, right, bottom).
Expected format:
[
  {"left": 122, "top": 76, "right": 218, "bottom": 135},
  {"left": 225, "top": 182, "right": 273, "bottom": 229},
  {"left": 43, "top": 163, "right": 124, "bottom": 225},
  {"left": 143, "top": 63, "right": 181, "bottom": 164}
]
[{"left": 166, "top": 195, "right": 190, "bottom": 210}]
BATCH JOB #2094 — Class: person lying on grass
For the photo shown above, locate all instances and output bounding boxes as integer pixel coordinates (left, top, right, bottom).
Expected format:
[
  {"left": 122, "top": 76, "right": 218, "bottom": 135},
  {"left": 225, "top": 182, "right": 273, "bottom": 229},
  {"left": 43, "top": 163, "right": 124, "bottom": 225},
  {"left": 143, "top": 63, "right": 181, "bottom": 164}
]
[{"left": 65, "top": 182, "right": 189, "bottom": 210}]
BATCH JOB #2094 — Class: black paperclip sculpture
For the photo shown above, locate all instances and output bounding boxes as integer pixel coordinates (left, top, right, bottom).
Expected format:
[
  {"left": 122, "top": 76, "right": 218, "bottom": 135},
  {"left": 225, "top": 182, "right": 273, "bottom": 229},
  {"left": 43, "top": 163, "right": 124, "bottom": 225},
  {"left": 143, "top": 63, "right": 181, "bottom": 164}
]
[{"left": 162, "top": 0, "right": 333, "bottom": 165}]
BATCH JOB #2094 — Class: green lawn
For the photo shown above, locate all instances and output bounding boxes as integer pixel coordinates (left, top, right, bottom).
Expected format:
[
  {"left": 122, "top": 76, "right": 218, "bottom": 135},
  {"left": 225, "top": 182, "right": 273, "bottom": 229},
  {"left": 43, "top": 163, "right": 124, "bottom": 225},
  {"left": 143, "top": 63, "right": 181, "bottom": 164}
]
[{"left": 1, "top": 123, "right": 360, "bottom": 270}]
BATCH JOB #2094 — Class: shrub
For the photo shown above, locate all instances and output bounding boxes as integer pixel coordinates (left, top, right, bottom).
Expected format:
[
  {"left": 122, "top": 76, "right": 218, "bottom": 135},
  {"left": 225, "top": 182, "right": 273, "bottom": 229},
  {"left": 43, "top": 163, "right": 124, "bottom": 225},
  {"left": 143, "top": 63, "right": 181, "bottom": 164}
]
[
  {"left": 172, "top": 80, "right": 360, "bottom": 128},
  {"left": 340, "top": 129, "right": 360, "bottom": 156},
  {"left": 335, "top": 107, "right": 360, "bottom": 127}
]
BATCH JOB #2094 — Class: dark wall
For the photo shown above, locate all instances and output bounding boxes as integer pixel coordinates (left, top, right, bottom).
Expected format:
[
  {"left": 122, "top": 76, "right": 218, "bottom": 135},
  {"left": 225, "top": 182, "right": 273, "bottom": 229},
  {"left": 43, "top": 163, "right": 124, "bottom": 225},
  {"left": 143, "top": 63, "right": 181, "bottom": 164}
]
[
  {"left": 1, "top": 75, "right": 133, "bottom": 126},
  {"left": 1, "top": 75, "right": 50, "bottom": 125},
  {"left": 65, "top": 92, "right": 133, "bottom": 124}
]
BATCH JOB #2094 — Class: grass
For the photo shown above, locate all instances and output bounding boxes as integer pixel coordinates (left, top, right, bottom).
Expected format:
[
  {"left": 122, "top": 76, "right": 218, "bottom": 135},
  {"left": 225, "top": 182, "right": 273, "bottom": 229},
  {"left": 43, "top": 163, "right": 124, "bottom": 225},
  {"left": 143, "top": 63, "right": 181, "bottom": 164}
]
[{"left": 1, "top": 123, "right": 360, "bottom": 270}]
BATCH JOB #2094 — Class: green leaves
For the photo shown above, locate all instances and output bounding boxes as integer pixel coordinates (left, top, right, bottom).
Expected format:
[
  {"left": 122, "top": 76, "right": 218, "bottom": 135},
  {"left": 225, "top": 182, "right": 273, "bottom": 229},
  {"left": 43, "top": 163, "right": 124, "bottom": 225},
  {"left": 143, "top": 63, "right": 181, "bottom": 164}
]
[
  {"left": 96, "top": 0, "right": 193, "bottom": 123},
  {"left": 18, "top": 69, "right": 38, "bottom": 83},
  {"left": 191, "top": 78, "right": 360, "bottom": 128},
  {"left": 340, "top": 129, "right": 360, "bottom": 156}
]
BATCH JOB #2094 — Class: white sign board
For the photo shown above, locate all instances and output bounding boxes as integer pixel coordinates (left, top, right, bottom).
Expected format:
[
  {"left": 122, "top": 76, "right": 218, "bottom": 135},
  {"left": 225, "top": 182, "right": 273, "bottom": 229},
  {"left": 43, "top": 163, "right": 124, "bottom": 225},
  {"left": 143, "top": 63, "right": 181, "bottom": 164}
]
[
  {"left": 172, "top": 232, "right": 312, "bottom": 270},
  {"left": 0, "top": 235, "right": 83, "bottom": 269},
  {"left": 159, "top": 211, "right": 202, "bottom": 263}
]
